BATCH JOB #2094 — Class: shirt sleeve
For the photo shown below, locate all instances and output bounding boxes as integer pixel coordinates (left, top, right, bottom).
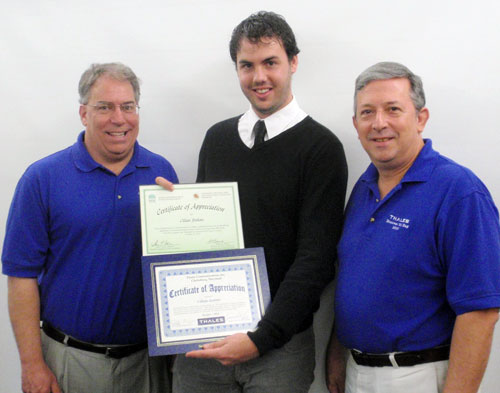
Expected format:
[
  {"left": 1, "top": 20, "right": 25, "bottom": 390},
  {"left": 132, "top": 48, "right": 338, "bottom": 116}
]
[
  {"left": 438, "top": 190, "right": 500, "bottom": 315},
  {"left": 248, "top": 134, "right": 348, "bottom": 354},
  {"left": 2, "top": 169, "right": 49, "bottom": 277}
]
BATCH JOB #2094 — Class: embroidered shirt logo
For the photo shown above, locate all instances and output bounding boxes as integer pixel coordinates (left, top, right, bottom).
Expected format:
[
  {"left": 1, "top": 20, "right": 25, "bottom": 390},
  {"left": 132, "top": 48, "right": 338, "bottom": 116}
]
[{"left": 386, "top": 214, "right": 410, "bottom": 231}]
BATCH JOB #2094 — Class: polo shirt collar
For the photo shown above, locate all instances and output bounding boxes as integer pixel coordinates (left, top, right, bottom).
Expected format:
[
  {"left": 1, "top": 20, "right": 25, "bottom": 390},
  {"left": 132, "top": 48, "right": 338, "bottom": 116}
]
[
  {"left": 71, "top": 130, "right": 150, "bottom": 174},
  {"left": 400, "top": 139, "right": 439, "bottom": 183},
  {"left": 360, "top": 139, "right": 439, "bottom": 186}
]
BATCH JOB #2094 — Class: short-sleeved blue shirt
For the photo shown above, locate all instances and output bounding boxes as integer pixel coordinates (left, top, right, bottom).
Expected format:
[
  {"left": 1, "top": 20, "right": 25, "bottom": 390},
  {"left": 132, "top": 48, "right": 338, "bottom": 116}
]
[
  {"left": 334, "top": 139, "right": 500, "bottom": 353},
  {"left": 2, "top": 132, "right": 178, "bottom": 344}
]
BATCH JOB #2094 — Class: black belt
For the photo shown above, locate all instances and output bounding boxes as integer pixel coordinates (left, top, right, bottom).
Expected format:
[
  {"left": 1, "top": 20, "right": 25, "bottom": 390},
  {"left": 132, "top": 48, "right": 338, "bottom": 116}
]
[
  {"left": 351, "top": 345, "right": 450, "bottom": 367},
  {"left": 42, "top": 322, "right": 147, "bottom": 359}
]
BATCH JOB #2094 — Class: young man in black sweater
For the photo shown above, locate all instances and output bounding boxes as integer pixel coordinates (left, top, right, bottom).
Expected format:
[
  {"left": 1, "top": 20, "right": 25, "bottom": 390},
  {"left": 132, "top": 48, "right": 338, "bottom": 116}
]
[{"left": 161, "top": 11, "right": 348, "bottom": 393}]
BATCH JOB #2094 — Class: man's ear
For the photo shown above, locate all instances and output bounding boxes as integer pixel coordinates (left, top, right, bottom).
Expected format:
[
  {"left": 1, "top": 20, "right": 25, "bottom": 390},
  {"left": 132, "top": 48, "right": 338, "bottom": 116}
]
[
  {"left": 290, "top": 55, "right": 298, "bottom": 74},
  {"left": 417, "top": 107, "right": 429, "bottom": 134},
  {"left": 352, "top": 115, "right": 360, "bottom": 139},
  {"left": 79, "top": 105, "right": 88, "bottom": 127}
]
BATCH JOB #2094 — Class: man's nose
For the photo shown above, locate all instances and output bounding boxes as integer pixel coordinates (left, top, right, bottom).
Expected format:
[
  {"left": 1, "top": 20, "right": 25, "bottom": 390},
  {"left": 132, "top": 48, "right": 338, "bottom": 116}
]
[
  {"left": 372, "top": 111, "right": 387, "bottom": 131},
  {"left": 110, "top": 106, "right": 126, "bottom": 123},
  {"left": 253, "top": 65, "right": 267, "bottom": 84}
]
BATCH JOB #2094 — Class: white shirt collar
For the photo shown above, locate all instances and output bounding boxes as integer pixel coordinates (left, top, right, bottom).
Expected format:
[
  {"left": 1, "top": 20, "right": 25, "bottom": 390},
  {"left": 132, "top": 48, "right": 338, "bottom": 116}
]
[{"left": 238, "top": 97, "right": 308, "bottom": 148}]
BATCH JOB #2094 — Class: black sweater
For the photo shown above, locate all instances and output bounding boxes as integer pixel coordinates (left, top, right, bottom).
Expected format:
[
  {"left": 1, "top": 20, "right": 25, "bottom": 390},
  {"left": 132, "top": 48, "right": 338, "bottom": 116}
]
[{"left": 197, "top": 115, "right": 348, "bottom": 355}]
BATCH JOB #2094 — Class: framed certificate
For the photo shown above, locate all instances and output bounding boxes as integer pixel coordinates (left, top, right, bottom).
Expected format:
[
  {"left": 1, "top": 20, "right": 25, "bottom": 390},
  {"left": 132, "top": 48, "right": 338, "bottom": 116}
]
[
  {"left": 139, "top": 183, "right": 244, "bottom": 256},
  {"left": 142, "top": 248, "right": 270, "bottom": 356}
]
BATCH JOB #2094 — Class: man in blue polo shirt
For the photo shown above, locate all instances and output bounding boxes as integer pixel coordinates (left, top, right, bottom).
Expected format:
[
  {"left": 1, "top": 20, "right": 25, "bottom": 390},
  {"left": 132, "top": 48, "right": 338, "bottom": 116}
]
[
  {"left": 2, "top": 63, "right": 178, "bottom": 393},
  {"left": 326, "top": 62, "right": 500, "bottom": 393}
]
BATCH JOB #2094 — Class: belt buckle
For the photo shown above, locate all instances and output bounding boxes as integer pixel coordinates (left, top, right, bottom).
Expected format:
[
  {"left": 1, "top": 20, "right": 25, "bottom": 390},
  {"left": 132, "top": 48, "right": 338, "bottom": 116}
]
[
  {"left": 388, "top": 353, "right": 399, "bottom": 368},
  {"left": 104, "top": 346, "right": 128, "bottom": 358}
]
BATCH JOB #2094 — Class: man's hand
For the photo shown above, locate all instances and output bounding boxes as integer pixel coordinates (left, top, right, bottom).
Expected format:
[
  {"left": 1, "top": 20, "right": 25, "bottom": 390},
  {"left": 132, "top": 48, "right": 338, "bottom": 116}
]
[
  {"left": 155, "top": 176, "right": 174, "bottom": 191},
  {"left": 443, "top": 308, "right": 499, "bottom": 393},
  {"left": 185, "top": 333, "right": 259, "bottom": 366},
  {"left": 8, "top": 277, "right": 61, "bottom": 393},
  {"left": 326, "top": 362, "right": 346, "bottom": 393},
  {"left": 325, "top": 330, "right": 346, "bottom": 393},
  {"left": 21, "top": 361, "right": 61, "bottom": 393}
]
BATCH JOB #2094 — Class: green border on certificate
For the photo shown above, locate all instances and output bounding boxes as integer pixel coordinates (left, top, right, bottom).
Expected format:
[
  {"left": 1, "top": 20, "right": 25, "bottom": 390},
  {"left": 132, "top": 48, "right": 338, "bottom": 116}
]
[{"left": 140, "top": 183, "right": 244, "bottom": 255}]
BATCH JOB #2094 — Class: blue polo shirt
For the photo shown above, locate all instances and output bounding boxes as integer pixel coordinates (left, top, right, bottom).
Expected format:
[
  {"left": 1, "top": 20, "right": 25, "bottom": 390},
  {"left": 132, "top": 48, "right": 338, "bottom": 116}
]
[
  {"left": 334, "top": 139, "right": 500, "bottom": 353},
  {"left": 2, "top": 132, "right": 178, "bottom": 345}
]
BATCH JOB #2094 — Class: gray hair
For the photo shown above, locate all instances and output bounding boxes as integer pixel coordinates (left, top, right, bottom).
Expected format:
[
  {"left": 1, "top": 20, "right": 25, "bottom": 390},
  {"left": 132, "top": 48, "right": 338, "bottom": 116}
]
[
  {"left": 78, "top": 62, "right": 141, "bottom": 104},
  {"left": 354, "top": 61, "right": 425, "bottom": 114}
]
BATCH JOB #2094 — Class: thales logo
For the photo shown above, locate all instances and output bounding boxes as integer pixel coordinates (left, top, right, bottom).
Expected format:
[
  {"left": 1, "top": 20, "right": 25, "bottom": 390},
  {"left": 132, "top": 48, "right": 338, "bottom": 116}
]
[{"left": 385, "top": 214, "right": 410, "bottom": 231}]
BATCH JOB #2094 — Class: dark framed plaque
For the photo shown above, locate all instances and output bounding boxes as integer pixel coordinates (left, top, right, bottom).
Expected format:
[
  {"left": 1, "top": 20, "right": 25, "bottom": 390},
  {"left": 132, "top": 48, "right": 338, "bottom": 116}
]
[{"left": 142, "top": 247, "right": 270, "bottom": 355}]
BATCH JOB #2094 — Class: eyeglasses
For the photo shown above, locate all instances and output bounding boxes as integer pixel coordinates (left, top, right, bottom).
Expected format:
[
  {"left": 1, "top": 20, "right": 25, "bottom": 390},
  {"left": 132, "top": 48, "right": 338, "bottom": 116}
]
[{"left": 86, "top": 102, "right": 140, "bottom": 115}]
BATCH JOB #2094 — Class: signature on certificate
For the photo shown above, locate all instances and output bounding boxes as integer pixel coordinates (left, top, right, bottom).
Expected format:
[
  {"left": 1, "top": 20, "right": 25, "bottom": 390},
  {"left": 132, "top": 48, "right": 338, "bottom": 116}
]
[{"left": 150, "top": 239, "right": 174, "bottom": 249}]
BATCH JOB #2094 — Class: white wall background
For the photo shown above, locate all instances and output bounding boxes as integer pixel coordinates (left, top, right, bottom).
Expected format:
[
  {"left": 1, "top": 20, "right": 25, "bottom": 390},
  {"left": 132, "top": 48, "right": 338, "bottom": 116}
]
[{"left": 1, "top": 1, "right": 499, "bottom": 391}]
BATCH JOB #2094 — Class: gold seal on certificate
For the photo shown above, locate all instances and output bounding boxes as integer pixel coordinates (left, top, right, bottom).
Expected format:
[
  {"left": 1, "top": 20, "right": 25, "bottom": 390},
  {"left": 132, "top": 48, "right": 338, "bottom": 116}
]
[{"left": 139, "top": 182, "right": 245, "bottom": 255}]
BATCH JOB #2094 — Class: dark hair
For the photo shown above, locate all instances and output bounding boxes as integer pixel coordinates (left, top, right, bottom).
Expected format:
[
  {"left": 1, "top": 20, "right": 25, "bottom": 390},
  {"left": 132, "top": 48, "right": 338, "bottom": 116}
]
[
  {"left": 354, "top": 62, "right": 425, "bottom": 114},
  {"left": 78, "top": 62, "right": 140, "bottom": 104},
  {"left": 229, "top": 11, "right": 300, "bottom": 63}
]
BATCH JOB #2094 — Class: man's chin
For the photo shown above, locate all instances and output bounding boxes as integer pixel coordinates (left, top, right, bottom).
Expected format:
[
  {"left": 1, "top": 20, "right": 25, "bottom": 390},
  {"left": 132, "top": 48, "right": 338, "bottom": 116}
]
[{"left": 252, "top": 104, "right": 277, "bottom": 118}]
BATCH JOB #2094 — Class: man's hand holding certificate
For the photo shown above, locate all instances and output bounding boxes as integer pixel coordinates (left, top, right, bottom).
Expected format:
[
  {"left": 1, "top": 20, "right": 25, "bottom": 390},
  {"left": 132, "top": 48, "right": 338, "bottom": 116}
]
[{"left": 186, "top": 332, "right": 259, "bottom": 366}]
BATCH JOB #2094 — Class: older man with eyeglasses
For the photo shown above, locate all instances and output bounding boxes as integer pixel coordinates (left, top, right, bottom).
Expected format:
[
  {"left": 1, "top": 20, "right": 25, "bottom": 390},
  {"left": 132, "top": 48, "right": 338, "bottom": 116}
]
[{"left": 2, "top": 62, "right": 178, "bottom": 393}]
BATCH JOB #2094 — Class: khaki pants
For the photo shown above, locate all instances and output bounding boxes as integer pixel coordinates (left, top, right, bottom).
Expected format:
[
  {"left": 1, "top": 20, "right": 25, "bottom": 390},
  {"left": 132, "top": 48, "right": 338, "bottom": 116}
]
[{"left": 42, "top": 330, "right": 170, "bottom": 393}]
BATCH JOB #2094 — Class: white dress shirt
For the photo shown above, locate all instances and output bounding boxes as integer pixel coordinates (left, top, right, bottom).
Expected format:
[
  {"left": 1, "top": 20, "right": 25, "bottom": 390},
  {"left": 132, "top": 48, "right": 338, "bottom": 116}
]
[{"left": 238, "top": 97, "right": 308, "bottom": 148}]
